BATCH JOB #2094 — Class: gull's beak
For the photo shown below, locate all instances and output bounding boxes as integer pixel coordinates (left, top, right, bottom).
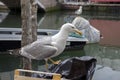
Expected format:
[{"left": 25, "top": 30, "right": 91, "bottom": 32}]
[{"left": 74, "top": 29, "right": 82, "bottom": 35}]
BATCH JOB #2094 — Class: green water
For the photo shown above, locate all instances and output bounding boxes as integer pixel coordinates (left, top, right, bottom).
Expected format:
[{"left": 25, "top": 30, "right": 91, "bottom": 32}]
[{"left": 0, "top": 10, "right": 120, "bottom": 80}]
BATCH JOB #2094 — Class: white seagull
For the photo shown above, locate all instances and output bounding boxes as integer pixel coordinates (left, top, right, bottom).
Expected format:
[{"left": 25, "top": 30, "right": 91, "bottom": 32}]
[
  {"left": 75, "top": 6, "right": 83, "bottom": 15},
  {"left": 20, "top": 23, "right": 82, "bottom": 68}
]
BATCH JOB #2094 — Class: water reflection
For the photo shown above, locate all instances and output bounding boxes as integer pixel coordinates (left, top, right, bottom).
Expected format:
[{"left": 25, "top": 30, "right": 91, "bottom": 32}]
[
  {"left": 90, "top": 19, "right": 120, "bottom": 47},
  {"left": 0, "top": 54, "right": 21, "bottom": 72},
  {"left": 84, "top": 44, "right": 120, "bottom": 71},
  {"left": 0, "top": 53, "right": 21, "bottom": 80},
  {"left": 93, "top": 65, "right": 120, "bottom": 80},
  {"left": 38, "top": 12, "right": 65, "bottom": 29},
  {"left": 0, "top": 11, "right": 8, "bottom": 23},
  {"left": 0, "top": 11, "right": 21, "bottom": 28},
  {"left": 84, "top": 43, "right": 120, "bottom": 80},
  {"left": 0, "top": 71, "right": 14, "bottom": 80}
]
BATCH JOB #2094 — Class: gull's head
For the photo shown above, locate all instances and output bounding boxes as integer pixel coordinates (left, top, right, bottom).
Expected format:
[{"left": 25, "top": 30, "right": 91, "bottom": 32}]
[
  {"left": 61, "top": 23, "right": 82, "bottom": 35},
  {"left": 79, "top": 6, "right": 82, "bottom": 9}
]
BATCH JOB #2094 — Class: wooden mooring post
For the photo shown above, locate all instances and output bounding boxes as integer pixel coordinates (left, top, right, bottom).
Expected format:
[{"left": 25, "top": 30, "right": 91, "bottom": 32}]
[{"left": 21, "top": 0, "right": 38, "bottom": 72}]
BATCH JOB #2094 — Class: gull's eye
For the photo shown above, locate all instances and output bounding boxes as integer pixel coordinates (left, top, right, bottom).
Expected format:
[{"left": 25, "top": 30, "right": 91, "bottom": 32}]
[{"left": 71, "top": 26, "right": 74, "bottom": 29}]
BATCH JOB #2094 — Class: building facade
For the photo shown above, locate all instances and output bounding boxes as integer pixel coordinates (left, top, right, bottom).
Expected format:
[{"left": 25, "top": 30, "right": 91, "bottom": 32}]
[{"left": 91, "top": 0, "right": 120, "bottom": 3}]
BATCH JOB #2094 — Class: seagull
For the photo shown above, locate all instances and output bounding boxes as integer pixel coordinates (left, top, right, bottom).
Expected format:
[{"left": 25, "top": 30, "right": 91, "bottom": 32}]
[
  {"left": 75, "top": 6, "right": 83, "bottom": 15},
  {"left": 20, "top": 23, "right": 82, "bottom": 68}
]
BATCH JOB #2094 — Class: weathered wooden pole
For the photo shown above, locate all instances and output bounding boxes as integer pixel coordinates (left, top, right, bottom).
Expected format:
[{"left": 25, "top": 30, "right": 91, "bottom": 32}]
[
  {"left": 21, "top": 0, "right": 38, "bottom": 70},
  {"left": 31, "top": 0, "right": 38, "bottom": 41}
]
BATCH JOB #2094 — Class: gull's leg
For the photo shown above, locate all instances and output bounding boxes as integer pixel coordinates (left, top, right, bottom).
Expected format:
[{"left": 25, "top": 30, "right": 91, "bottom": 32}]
[
  {"left": 45, "top": 59, "right": 49, "bottom": 71},
  {"left": 48, "top": 58, "right": 61, "bottom": 64}
]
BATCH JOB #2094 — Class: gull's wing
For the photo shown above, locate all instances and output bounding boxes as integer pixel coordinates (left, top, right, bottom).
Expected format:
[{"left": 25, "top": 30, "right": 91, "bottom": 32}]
[{"left": 21, "top": 37, "right": 57, "bottom": 60}]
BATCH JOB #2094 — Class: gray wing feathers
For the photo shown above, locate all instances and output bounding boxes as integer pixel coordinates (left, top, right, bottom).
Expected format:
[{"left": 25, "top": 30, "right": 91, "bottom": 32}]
[{"left": 21, "top": 37, "right": 57, "bottom": 60}]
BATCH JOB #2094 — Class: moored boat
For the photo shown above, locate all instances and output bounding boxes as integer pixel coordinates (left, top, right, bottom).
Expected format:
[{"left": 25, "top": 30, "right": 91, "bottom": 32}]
[{"left": 0, "top": 28, "right": 88, "bottom": 51}]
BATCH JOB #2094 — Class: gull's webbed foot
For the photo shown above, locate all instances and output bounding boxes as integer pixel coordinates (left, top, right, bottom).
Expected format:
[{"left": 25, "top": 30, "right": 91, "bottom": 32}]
[{"left": 48, "top": 58, "right": 61, "bottom": 64}]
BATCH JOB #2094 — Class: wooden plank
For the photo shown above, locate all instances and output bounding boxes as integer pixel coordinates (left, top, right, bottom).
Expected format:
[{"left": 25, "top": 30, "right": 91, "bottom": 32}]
[
  {"left": 14, "top": 75, "right": 46, "bottom": 80},
  {"left": 14, "top": 69, "right": 61, "bottom": 80},
  {"left": 15, "top": 69, "right": 59, "bottom": 75}
]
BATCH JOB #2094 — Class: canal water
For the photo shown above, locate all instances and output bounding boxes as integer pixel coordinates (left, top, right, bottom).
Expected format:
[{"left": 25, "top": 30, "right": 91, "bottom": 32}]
[{"left": 0, "top": 10, "right": 120, "bottom": 80}]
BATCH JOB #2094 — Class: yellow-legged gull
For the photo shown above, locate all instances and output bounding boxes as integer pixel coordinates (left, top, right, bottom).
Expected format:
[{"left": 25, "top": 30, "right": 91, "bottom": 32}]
[{"left": 20, "top": 23, "right": 82, "bottom": 68}]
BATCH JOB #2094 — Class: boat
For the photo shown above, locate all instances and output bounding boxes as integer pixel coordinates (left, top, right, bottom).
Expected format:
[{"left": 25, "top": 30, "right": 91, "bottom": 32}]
[{"left": 0, "top": 28, "right": 88, "bottom": 51}]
